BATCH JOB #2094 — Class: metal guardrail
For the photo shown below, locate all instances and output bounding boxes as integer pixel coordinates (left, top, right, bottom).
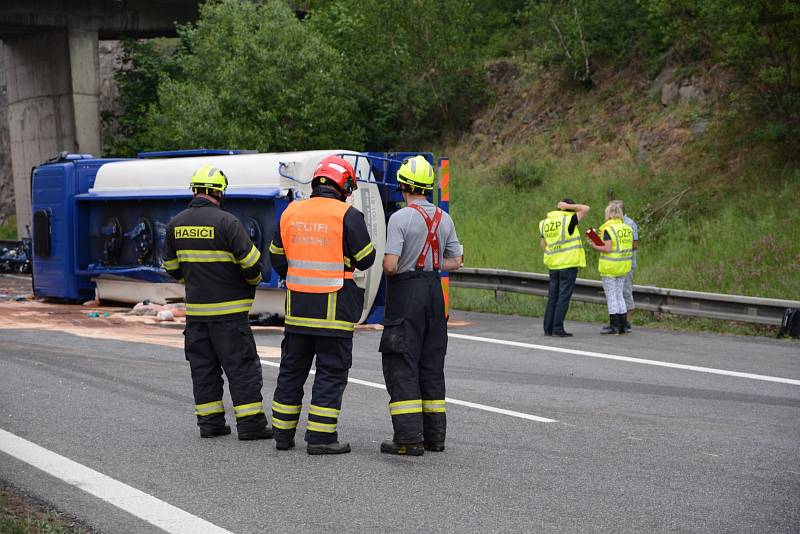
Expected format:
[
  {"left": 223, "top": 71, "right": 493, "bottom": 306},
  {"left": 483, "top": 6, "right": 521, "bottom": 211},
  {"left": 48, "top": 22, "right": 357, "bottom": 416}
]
[{"left": 449, "top": 268, "right": 799, "bottom": 326}]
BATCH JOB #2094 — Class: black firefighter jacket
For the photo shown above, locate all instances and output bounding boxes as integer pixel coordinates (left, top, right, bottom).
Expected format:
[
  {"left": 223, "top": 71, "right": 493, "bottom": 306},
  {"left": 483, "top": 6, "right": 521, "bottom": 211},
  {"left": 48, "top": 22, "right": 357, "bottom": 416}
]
[{"left": 162, "top": 196, "right": 264, "bottom": 321}]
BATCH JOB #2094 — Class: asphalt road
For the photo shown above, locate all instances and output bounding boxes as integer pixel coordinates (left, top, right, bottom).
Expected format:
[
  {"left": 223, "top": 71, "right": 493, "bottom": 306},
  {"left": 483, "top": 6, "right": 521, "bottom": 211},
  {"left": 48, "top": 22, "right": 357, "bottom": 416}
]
[{"left": 1, "top": 311, "right": 798, "bottom": 533}]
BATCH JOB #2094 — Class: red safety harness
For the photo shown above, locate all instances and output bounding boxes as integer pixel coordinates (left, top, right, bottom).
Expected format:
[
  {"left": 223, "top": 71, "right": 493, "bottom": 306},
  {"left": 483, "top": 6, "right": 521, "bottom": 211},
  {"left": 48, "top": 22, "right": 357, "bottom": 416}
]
[{"left": 408, "top": 203, "right": 443, "bottom": 270}]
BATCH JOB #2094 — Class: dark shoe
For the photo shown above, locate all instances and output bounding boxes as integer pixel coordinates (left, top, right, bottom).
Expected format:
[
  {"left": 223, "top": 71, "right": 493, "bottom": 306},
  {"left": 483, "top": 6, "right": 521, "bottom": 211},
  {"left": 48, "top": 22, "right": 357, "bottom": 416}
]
[
  {"left": 307, "top": 442, "right": 351, "bottom": 455},
  {"left": 624, "top": 321, "right": 632, "bottom": 333},
  {"left": 238, "top": 427, "right": 274, "bottom": 441},
  {"left": 552, "top": 331, "right": 573, "bottom": 337},
  {"left": 543, "top": 331, "right": 553, "bottom": 336},
  {"left": 380, "top": 440, "right": 424, "bottom": 456},
  {"left": 601, "top": 314, "right": 618, "bottom": 335},
  {"left": 423, "top": 441, "right": 445, "bottom": 452},
  {"left": 275, "top": 439, "right": 295, "bottom": 451},
  {"left": 617, "top": 314, "right": 628, "bottom": 335},
  {"left": 200, "top": 425, "right": 231, "bottom": 438}
]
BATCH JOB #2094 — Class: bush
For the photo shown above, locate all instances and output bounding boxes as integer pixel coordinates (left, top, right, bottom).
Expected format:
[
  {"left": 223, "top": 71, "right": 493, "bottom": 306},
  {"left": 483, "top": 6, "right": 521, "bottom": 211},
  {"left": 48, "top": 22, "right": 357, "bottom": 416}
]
[
  {"left": 306, "top": 0, "right": 489, "bottom": 148},
  {"left": 497, "top": 160, "right": 548, "bottom": 189},
  {"left": 140, "top": 0, "right": 364, "bottom": 152}
]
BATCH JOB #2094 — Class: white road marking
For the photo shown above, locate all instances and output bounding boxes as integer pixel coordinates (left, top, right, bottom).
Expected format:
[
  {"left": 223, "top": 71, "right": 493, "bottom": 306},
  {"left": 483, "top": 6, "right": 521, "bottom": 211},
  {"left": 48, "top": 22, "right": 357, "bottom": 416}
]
[
  {"left": 0, "top": 429, "right": 232, "bottom": 534},
  {"left": 259, "top": 359, "right": 556, "bottom": 423},
  {"left": 449, "top": 333, "right": 800, "bottom": 386}
]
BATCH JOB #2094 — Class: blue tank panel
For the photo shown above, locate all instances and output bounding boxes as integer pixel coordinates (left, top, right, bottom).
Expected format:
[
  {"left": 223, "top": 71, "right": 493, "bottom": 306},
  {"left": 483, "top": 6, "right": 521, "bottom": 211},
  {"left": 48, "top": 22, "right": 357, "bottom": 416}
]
[
  {"left": 32, "top": 155, "right": 286, "bottom": 301},
  {"left": 75, "top": 196, "right": 278, "bottom": 287}
]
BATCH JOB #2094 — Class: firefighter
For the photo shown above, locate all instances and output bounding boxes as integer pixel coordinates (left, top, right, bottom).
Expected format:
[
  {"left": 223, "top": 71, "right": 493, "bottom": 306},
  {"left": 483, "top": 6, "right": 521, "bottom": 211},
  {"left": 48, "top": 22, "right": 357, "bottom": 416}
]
[
  {"left": 268, "top": 155, "right": 376, "bottom": 455},
  {"left": 379, "top": 155, "right": 463, "bottom": 456},
  {"left": 162, "top": 164, "right": 272, "bottom": 440}
]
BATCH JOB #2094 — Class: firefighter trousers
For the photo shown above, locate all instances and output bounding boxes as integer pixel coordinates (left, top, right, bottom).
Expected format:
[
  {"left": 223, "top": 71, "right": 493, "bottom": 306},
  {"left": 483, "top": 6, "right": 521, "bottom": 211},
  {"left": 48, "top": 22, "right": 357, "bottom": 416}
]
[
  {"left": 380, "top": 271, "right": 447, "bottom": 444},
  {"left": 271, "top": 332, "right": 352, "bottom": 445},
  {"left": 184, "top": 316, "right": 268, "bottom": 433}
]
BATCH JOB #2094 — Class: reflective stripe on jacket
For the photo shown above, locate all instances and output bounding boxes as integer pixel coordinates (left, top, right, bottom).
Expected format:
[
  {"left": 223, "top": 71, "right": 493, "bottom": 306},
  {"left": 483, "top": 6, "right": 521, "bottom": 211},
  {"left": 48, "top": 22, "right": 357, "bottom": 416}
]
[
  {"left": 280, "top": 197, "right": 350, "bottom": 293},
  {"left": 598, "top": 219, "right": 633, "bottom": 277},
  {"left": 539, "top": 210, "right": 586, "bottom": 269}
]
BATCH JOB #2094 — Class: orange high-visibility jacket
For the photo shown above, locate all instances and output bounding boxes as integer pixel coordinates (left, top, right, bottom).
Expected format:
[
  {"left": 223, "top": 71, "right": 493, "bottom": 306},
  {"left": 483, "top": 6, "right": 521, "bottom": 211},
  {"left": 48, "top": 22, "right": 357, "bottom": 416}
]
[{"left": 280, "top": 197, "right": 353, "bottom": 293}]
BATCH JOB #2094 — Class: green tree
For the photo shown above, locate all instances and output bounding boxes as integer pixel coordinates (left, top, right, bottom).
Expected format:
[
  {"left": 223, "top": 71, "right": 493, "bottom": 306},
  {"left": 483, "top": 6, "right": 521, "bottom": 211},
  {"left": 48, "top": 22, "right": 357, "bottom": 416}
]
[
  {"left": 103, "top": 38, "right": 180, "bottom": 156},
  {"left": 643, "top": 0, "right": 800, "bottom": 141},
  {"left": 142, "top": 0, "right": 364, "bottom": 152},
  {"left": 306, "top": 0, "right": 489, "bottom": 148},
  {"left": 520, "top": 0, "right": 659, "bottom": 85}
]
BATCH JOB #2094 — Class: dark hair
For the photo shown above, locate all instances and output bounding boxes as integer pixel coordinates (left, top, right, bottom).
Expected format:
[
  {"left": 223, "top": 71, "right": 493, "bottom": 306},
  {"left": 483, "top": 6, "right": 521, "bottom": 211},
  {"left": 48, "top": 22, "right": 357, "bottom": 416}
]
[
  {"left": 313, "top": 183, "right": 345, "bottom": 200},
  {"left": 561, "top": 197, "right": 576, "bottom": 204},
  {"left": 399, "top": 181, "right": 431, "bottom": 196},
  {"left": 193, "top": 187, "right": 223, "bottom": 200}
]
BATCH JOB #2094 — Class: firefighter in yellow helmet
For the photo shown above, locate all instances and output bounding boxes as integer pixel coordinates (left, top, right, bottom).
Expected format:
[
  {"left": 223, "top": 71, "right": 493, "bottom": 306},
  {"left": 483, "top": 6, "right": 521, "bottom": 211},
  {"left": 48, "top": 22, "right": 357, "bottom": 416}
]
[
  {"left": 268, "top": 155, "right": 376, "bottom": 454},
  {"left": 162, "top": 164, "right": 272, "bottom": 440},
  {"left": 379, "top": 155, "right": 463, "bottom": 456}
]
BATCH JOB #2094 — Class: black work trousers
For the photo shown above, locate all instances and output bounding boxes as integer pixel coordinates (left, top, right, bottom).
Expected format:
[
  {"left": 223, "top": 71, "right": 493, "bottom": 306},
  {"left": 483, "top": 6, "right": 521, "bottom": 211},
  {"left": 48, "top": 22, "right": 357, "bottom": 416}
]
[
  {"left": 543, "top": 267, "right": 578, "bottom": 335},
  {"left": 272, "top": 333, "right": 352, "bottom": 445},
  {"left": 184, "top": 316, "right": 268, "bottom": 433},
  {"left": 380, "top": 271, "right": 447, "bottom": 444}
]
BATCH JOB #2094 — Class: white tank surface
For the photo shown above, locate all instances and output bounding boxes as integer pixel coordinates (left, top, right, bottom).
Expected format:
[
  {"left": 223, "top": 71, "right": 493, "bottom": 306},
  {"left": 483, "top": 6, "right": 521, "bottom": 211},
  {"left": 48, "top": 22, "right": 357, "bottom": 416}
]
[
  {"left": 91, "top": 150, "right": 386, "bottom": 323},
  {"left": 93, "top": 150, "right": 374, "bottom": 197}
]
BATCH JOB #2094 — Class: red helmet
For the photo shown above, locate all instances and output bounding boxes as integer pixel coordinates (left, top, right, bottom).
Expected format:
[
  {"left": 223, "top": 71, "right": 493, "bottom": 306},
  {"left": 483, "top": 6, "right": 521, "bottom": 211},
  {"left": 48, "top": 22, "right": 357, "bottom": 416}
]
[{"left": 312, "top": 155, "right": 357, "bottom": 198}]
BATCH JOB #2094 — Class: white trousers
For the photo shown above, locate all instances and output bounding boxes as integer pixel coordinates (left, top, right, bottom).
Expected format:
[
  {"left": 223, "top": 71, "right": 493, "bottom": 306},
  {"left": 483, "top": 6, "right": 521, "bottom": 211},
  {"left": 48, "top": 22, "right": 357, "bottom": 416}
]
[{"left": 602, "top": 276, "right": 627, "bottom": 315}]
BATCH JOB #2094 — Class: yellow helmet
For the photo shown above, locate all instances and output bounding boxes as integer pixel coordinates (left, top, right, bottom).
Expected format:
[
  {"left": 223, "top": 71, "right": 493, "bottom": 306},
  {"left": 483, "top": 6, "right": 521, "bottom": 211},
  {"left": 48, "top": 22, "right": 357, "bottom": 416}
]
[
  {"left": 397, "top": 155, "right": 434, "bottom": 193},
  {"left": 190, "top": 164, "right": 228, "bottom": 193}
]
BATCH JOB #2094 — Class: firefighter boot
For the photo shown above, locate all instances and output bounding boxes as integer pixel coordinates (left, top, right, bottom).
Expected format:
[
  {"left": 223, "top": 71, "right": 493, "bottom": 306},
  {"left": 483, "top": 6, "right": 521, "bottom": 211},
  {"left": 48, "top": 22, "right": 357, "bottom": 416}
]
[
  {"left": 423, "top": 441, "right": 445, "bottom": 452},
  {"left": 275, "top": 438, "right": 295, "bottom": 451},
  {"left": 307, "top": 442, "right": 351, "bottom": 455},
  {"left": 273, "top": 428, "right": 296, "bottom": 450},
  {"left": 238, "top": 427, "right": 274, "bottom": 441},
  {"left": 600, "top": 315, "right": 617, "bottom": 335},
  {"left": 380, "top": 440, "right": 425, "bottom": 456},
  {"left": 200, "top": 425, "right": 231, "bottom": 438}
]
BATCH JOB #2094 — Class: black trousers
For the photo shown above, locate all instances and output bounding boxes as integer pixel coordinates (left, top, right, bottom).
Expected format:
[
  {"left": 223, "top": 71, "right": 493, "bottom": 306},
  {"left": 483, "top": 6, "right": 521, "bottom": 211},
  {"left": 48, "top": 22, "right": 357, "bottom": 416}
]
[
  {"left": 380, "top": 271, "right": 447, "bottom": 444},
  {"left": 272, "top": 333, "right": 352, "bottom": 445},
  {"left": 543, "top": 267, "right": 578, "bottom": 335},
  {"left": 184, "top": 316, "right": 268, "bottom": 433}
]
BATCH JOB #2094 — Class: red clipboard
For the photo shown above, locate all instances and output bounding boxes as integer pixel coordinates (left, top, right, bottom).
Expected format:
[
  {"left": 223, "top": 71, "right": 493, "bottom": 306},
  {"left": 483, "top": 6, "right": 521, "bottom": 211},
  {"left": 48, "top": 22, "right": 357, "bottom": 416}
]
[{"left": 586, "top": 228, "right": 605, "bottom": 246}]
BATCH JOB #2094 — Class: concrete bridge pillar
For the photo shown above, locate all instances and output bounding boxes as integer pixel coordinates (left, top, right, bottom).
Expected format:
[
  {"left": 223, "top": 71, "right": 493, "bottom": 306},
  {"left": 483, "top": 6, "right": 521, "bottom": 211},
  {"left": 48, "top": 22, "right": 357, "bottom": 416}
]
[{"left": 3, "top": 28, "right": 101, "bottom": 237}]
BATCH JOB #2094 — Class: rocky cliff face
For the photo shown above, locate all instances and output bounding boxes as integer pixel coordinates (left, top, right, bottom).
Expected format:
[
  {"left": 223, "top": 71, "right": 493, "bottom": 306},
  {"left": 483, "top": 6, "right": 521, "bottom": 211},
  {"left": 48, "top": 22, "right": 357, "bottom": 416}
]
[
  {"left": 0, "top": 42, "right": 14, "bottom": 224},
  {"left": 0, "top": 39, "right": 121, "bottom": 224}
]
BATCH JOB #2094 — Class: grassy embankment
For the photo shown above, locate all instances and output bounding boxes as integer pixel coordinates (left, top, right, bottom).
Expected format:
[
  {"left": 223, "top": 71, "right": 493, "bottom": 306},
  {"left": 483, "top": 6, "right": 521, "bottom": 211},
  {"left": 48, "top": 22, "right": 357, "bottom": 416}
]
[
  {"left": 445, "top": 66, "right": 800, "bottom": 335},
  {"left": 0, "top": 487, "right": 72, "bottom": 533}
]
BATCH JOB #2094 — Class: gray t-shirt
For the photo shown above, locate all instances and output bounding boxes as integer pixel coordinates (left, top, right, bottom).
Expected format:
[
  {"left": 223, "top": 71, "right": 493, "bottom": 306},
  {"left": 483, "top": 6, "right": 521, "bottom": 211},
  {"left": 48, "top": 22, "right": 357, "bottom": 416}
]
[
  {"left": 385, "top": 199, "right": 463, "bottom": 274},
  {"left": 623, "top": 215, "right": 639, "bottom": 269}
]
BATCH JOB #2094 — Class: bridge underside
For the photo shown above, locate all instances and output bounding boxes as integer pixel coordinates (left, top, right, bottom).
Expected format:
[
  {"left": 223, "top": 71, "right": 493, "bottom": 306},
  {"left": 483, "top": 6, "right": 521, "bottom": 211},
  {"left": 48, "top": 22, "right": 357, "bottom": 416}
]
[{"left": 0, "top": 0, "right": 199, "bottom": 236}]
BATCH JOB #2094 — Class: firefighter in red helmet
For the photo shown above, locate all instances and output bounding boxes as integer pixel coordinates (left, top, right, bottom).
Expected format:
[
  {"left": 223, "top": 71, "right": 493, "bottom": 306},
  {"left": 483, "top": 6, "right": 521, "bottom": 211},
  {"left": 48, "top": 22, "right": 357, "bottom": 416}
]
[{"left": 268, "top": 154, "right": 376, "bottom": 454}]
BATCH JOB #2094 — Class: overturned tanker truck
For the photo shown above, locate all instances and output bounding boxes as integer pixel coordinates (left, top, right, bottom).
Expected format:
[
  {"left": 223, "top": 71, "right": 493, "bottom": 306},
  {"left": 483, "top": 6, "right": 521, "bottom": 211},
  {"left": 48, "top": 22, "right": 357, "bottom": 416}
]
[{"left": 29, "top": 149, "right": 452, "bottom": 324}]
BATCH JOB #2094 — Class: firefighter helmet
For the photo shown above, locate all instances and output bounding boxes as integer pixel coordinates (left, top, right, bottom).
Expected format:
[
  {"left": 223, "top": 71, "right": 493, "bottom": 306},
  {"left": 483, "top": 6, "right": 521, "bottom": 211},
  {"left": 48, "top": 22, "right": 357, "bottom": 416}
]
[
  {"left": 397, "top": 155, "right": 434, "bottom": 193},
  {"left": 190, "top": 164, "right": 228, "bottom": 193},
  {"left": 312, "top": 155, "right": 358, "bottom": 198}
]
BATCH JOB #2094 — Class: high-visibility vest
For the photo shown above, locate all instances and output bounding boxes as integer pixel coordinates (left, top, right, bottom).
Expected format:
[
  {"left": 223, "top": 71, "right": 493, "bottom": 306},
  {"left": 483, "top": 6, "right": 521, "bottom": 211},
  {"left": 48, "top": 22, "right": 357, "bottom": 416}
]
[
  {"left": 598, "top": 219, "right": 633, "bottom": 277},
  {"left": 539, "top": 210, "right": 586, "bottom": 269},
  {"left": 280, "top": 197, "right": 352, "bottom": 293}
]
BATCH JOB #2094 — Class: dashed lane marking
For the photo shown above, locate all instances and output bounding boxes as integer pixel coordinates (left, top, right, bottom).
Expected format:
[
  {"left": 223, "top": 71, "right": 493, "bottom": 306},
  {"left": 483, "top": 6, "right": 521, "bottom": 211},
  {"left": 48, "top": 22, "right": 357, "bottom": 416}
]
[
  {"left": 448, "top": 333, "right": 800, "bottom": 386},
  {"left": 0, "top": 429, "right": 233, "bottom": 534},
  {"left": 258, "top": 359, "right": 557, "bottom": 423}
]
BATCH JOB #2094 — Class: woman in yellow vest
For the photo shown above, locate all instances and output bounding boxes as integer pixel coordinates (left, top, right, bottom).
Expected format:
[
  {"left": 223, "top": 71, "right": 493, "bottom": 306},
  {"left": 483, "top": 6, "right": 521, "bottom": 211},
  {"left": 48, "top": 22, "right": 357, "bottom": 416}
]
[{"left": 588, "top": 202, "right": 634, "bottom": 335}]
